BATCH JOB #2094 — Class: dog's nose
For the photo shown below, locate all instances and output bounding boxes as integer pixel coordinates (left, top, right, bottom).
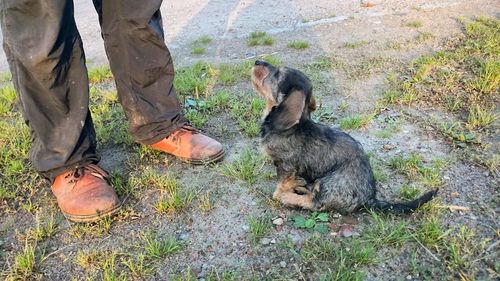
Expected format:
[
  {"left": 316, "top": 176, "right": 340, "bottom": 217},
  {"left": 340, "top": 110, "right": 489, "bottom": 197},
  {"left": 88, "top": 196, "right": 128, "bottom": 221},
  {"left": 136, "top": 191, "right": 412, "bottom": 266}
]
[{"left": 255, "top": 60, "right": 266, "bottom": 66}]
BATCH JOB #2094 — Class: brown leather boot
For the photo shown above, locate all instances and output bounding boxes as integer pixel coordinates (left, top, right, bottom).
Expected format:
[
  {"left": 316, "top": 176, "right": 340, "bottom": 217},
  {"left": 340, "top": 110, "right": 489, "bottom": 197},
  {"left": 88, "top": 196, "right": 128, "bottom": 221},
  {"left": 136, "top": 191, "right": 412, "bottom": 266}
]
[
  {"left": 149, "top": 125, "right": 225, "bottom": 164},
  {"left": 51, "top": 164, "right": 121, "bottom": 223}
]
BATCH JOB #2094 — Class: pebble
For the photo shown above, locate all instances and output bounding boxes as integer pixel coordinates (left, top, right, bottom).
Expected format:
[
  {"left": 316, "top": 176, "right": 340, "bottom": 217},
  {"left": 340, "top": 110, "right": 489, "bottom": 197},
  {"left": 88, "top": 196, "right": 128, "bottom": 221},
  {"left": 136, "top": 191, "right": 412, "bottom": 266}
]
[
  {"left": 272, "top": 217, "right": 284, "bottom": 226},
  {"left": 280, "top": 261, "right": 287, "bottom": 268},
  {"left": 260, "top": 238, "right": 271, "bottom": 245},
  {"left": 270, "top": 239, "right": 276, "bottom": 244},
  {"left": 177, "top": 231, "right": 189, "bottom": 241},
  {"left": 406, "top": 275, "right": 412, "bottom": 280},
  {"left": 242, "top": 224, "right": 250, "bottom": 231}
]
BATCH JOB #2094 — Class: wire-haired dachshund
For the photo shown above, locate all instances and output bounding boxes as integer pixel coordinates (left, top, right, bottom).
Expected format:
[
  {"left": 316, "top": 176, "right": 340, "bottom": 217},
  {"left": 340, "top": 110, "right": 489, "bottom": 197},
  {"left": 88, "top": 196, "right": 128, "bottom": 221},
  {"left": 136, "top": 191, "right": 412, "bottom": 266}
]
[{"left": 251, "top": 60, "right": 437, "bottom": 214}]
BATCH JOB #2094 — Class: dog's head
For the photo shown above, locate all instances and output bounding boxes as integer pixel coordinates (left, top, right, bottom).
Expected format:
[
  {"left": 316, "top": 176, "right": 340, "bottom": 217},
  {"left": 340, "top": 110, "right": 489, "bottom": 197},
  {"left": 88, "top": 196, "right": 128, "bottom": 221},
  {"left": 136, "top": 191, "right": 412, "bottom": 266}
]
[{"left": 251, "top": 60, "right": 316, "bottom": 131}]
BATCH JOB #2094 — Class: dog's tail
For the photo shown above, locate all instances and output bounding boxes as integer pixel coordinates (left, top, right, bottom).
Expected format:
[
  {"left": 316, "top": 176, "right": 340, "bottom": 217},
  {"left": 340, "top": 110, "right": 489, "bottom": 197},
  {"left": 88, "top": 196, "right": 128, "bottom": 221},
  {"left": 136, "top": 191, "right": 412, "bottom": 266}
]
[{"left": 365, "top": 189, "right": 438, "bottom": 214}]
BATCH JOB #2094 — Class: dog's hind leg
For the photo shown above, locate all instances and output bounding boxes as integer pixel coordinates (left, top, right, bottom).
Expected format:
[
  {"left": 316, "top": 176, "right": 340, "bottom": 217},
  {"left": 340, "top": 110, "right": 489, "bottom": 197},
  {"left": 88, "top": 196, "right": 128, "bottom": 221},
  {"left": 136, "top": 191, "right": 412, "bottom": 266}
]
[
  {"left": 273, "top": 176, "right": 307, "bottom": 199},
  {"left": 279, "top": 192, "right": 316, "bottom": 210}
]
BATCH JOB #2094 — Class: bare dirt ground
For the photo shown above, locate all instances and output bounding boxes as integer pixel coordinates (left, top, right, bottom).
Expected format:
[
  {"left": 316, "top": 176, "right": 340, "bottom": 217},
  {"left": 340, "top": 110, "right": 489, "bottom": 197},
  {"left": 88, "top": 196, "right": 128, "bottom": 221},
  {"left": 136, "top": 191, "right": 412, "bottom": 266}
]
[{"left": 0, "top": 1, "right": 499, "bottom": 280}]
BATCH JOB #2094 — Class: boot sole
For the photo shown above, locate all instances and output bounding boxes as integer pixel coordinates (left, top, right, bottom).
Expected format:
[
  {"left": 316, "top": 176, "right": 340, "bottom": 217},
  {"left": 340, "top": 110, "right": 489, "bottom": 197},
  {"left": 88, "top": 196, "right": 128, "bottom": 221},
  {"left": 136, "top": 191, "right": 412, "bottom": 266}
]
[
  {"left": 176, "top": 148, "right": 226, "bottom": 165},
  {"left": 62, "top": 203, "right": 122, "bottom": 223}
]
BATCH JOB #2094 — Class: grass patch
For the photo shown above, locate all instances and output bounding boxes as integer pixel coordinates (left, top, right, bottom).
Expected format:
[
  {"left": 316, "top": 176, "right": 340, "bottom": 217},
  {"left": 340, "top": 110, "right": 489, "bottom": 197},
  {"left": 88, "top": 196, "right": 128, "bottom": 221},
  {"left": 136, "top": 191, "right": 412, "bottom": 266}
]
[
  {"left": 191, "top": 46, "right": 205, "bottom": 55},
  {"left": 220, "top": 148, "right": 266, "bottom": 185},
  {"left": 288, "top": 40, "right": 310, "bottom": 49},
  {"left": 247, "top": 31, "right": 274, "bottom": 46},
  {"left": 247, "top": 214, "right": 272, "bottom": 243},
  {"left": 405, "top": 20, "right": 423, "bottom": 28},
  {"left": 6, "top": 242, "right": 40, "bottom": 280},
  {"left": 339, "top": 113, "right": 375, "bottom": 130},
  {"left": 174, "top": 61, "right": 217, "bottom": 97},
  {"left": 88, "top": 65, "right": 113, "bottom": 84},
  {"left": 0, "top": 84, "right": 17, "bottom": 116},
  {"left": 142, "top": 231, "right": 183, "bottom": 259},
  {"left": 364, "top": 212, "right": 412, "bottom": 247},
  {"left": 388, "top": 153, "right": 446, "bottom": 188},
  {"left": 343, "top": 40, "right": 369, "bottom": 48},
  {"left": 301, "top": 236, "right": 376, "bottom": 280}
]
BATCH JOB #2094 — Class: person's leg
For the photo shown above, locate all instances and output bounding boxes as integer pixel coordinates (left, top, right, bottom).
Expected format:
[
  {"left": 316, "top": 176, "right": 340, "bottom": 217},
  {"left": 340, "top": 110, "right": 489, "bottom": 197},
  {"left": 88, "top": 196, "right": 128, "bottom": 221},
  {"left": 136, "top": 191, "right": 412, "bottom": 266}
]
[
  {"left": 0, "top": 0, "right": 98, "bottom": 181},
  {"left": 92, "top": 0, "right": 185, "bottom": 144},
  {"left": 92, "top": 0, "right": 225, "bottom": 164},
  {"left": 0, "top": 0, "right": 120, "bottom": 222}
]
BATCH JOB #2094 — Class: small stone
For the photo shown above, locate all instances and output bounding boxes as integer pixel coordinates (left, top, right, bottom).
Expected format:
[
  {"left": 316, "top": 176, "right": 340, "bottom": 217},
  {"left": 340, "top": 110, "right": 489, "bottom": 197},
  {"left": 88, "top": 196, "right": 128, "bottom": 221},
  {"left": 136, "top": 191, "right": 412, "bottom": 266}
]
[
  {"left": 382, "top": 144, "right": 394, "bottom": 151},
  {"left": 272, "top": 218, "right": 284, "bottom": 226},
  {"left": 260, "top": 238, "right": 271, "bottom": 245},
  {"left": 242, "top": 224, "right": 250, "bottom": 231},
  {"left": 339, "top": 224, "right": 354, "bottom": 238},
  {"left": 280, "top": 261, "right": 287, "bottom": 268},
  {"left": 450, "top": 191, "right": 459, "bottom": 198},
  {"left": 406, "top": 275, "right": 412, "bottom": 280},
  {"left": 177, "top": 231, "right": 189, "bottom": 241},
  {"left": 270, "top": 239, "right": 276, "bottom": 244}
]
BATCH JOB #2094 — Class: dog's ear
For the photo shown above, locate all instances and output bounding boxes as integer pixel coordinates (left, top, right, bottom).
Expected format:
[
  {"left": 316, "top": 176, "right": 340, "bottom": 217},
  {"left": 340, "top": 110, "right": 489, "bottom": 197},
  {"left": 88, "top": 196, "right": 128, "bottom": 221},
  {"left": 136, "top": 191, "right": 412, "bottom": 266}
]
[
  {"left": 308, "top": 94, "right": 317, "bottom": 112},
  {"left": 274, "top": 90, "right": 306, "bottom": 130}
]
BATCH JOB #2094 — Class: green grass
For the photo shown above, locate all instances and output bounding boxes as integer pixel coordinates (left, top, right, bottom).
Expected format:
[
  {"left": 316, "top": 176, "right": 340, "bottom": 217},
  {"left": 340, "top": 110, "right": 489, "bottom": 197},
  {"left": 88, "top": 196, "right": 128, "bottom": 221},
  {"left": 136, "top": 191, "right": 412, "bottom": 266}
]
[
  {"left": 247, "top": 214, "right": 272, "bottom": 243},
  {"left": 0, "top": 84, "right": 17, "bottom": 116},
  {"left": 364, "top": 212, "right": 412, "bottom": 247},
  {"left": 26, "top": 214, "right": 58, "bottom": 242},
  {"left": 288, "top": 40, "right": 310, "bottom": 49},
  {"left": 405, "top": 20, "right": 423, "bottom": 28},
  {"left": 415, "top": 31, "right": 435, "bottom": 43},
  {"left": 343, "top": 40, "right": 369, "bottom": 48},
  {"left": 7, "top": 242, "right": 39, "bottom": 280},
  {"left": 121, "top": 254, "right": 153, "bottom": 279},
  {"left": 196, "top": 35, "right": 212, "bottom": 44},
  {"left": 142, "top": 231, "right": 183, "bottom": 259},
  {"left": 374, "top": 122, "right": 401, "bottom": 139},
  {"left": 388, "top": 153, "right": 446, "bottom": 188},
  {"left": 247, "top": 31, "right": 274, "bottom": 46},
  {"left": 174, "top": 61, "right": 217, "bottom": 97},
  {"left": 220, "top": 148, "right": 266, "bottom": 185},
  {"left": 191, "top": 46, "right": 205, "bottom": 55},
  {"left": 301, "top": 236, "right": 376, "bottom": 281},
  {"left": 399, "top": 184, "right": 421, "bottom": 200},
  {"left": 88, "top": 65, "right": 113, "bottom": 84},
  {"left": 339, "top": 114, "right": 375, "bottom": 130},
  {"left": 155, "top": 186, "right": 196, "bottom": 215}
]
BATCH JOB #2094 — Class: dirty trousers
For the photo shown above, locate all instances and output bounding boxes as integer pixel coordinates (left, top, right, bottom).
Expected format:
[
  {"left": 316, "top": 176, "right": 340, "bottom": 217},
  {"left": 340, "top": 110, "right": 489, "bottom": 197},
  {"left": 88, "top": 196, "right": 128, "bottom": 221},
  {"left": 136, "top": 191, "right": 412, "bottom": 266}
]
[{"left": 0, "top": 0, "right": 186, "bottom": 181}]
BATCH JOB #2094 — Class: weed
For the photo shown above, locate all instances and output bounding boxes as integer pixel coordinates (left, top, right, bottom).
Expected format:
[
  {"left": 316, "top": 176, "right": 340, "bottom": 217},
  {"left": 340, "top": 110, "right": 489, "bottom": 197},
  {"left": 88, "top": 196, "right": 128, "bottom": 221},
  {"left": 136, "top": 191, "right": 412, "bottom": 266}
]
[
  {"left": 88, "top": 65, "right": 113, "bottom": 84},
  {"left": 191, "top": 46, "right": 205, "bottom": 55},
  {"left": 142, "top": 231, "right": 183, "bottom": 259},
  {"left": 293, "top": 212, "right": 330, "bottom": 234},
  {"left": 343, "top": 40, "right": 369, "bottom": 48},
  {"left": 121, "top": 254, "right": 153, "bottom": 278},
  {"left": 466, "top": 104, "right": 498, "bottom": 129},
  {"left": 405, "top": 21, "right": 423, "bottom": 28},
  {"left": 220, "top": 148, "right": 266, "bottom": 185},
  {"left": 288, "top": 40, "right": 310, "bottom": 49},
  {"left": 248, "top": 214, "right": 272, "bottom": 243},
  {"left": 301, "top": 236, "right": 374, "bottom": 280},
  {"left": 27, "top": 214, "right": 58, "bottom": 242},
  {"left": 7, "top": 241, "right": 39, "bottom": 280},
  {"left": 399, "top": 184, "right": 421, "bottom": 200},
  {"left": 198, "top": 191, "right": 214, "bottom": 213},
  {"left": 247, "top": 31, "right": 274, "bottom": 46},
  {"left": 102, "top": 252, "right": 126, "bottom": 281},
  {"left": 155, "top": 186, "right": 196, "bottom": 215},
  {"left": 339, "top": 114, "right": 374, "bottom": 130},
  {"left": 365, "top": 212, "right": 411, "bottom": 247},
  {"left": 174, "top": 61, "right": 217, "bottom": 97},
  {"left": 0, "top": 84, "right": 17, "bottom": 116},
  {"left": 195, "top": 35, "right": 212, "bottom": 45},
  {"left": 415, "top": 32, "right": 435, "bottom": 43}
]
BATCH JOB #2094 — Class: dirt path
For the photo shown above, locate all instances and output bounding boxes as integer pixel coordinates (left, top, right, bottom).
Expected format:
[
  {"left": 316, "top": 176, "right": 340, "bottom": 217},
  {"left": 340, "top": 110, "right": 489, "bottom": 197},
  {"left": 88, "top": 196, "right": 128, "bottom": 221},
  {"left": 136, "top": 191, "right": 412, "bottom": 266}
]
[{"left": 0, "top": 1, "right": 499, "bottom": 280}]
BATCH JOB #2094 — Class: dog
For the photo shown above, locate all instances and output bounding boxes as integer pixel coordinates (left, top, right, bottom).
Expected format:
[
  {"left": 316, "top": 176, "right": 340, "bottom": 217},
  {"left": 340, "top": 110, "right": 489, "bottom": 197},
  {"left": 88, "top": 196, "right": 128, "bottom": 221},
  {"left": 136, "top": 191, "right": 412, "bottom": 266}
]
[{"left": 251, "top": 60, "right": 437, "bottom": 214}]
